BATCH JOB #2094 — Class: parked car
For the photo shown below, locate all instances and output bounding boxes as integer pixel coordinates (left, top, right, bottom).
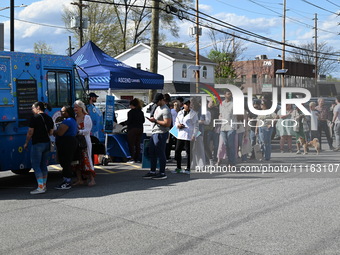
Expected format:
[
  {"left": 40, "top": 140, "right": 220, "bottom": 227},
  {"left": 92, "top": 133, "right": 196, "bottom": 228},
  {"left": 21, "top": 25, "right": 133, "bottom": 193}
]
[
  {"left": 115, "top": 103, "right": 154, "bottom": 136},
  {"left": 94, "top": 102, "right": 128, "bottom": 113},
  {"left": 115, "top": 99, "right": 131, "bottom": 108}
]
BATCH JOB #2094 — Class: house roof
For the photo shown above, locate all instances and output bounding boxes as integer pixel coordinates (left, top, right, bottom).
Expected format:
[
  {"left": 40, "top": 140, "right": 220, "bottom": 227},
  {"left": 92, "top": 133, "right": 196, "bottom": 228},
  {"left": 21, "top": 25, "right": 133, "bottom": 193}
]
[
  {"left": 157, "top": 45, "right": 214, "bottom": 64},
  {"left": 116, "top": 43, "right": 215, "bottom": 65}
]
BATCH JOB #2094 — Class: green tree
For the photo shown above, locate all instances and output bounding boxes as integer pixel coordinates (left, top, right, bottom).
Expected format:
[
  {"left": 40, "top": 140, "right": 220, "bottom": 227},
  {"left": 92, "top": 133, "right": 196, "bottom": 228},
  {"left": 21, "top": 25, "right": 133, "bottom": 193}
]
[
  {"left": 207, "top": 30, "right": 246, "bottom": 83},
  {"left": 63, "top": 0, "right": 193, "bottom": 55},
  {"left": 33, "top": 41, "right": 54, "bottom": 54}
]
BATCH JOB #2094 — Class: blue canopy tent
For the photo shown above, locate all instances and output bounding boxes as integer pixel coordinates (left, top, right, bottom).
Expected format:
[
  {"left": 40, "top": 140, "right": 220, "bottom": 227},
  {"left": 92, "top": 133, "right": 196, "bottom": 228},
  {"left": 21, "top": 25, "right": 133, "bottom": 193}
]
[{"left": 71, "top": 41, "right": 164, "bottom": 90}]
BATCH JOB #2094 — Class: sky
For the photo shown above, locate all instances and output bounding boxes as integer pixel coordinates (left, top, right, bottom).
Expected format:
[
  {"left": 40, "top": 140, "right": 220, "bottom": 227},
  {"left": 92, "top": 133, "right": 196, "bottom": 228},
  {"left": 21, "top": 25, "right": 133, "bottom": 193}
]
[{"left": 0, "top": 0, "right": 339, "bottom": 76}]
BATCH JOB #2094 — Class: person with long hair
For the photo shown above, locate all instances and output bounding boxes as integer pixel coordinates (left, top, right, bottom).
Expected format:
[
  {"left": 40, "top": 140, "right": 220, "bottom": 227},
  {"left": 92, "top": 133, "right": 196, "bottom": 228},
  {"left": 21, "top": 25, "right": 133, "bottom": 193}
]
[
  {"left": 24, "top": 102, "right": 54, "bottom": 194},
  {"left": 53, "top": 105, "right": 78, "bottom": 190},
  {"left": 73, "top": 100, "right": 96, "bottom": 186},
  {"left": 256, "top": 100, "right": 277, "bottom": 161},
  {"left": 121, "top": 98, "right": 145, "bottom": 163}
]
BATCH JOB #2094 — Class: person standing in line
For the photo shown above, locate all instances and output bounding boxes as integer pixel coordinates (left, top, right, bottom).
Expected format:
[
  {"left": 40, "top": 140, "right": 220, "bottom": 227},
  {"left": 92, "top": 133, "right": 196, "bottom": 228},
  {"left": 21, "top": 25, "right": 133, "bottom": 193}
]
[
  {"left": 176, "top": 96, "right": 184, "bottom": 110},
  {"left": 308, "top": 102, "right": 320, "bottom": 141},
  {"left": 316, "top": 98, "right": 334, "bottom": 150},
  {"left": 205, "top": 99, "right": 220, "bottom": 164},
  {"left": 332, "top": 96, "right": 340, "bottom": 151},
  {"left": 24, "top": 102, "right": 54, "bottom": 195},
  {"left": 173, "top": 100, "right": 198, "bottom": 174},
  {"left": 143, "top": 93, "right": 171, "bottom": 180},
  {"left": 191, "top": 97, "right": 210, "bottom": 168},
  {"left": 219, "top": 89, "right": 237, "bottom": 166},
  {"left": 53, "top": 106, "right": 78, "bottom": 190},
  {"left": 166, "top": 100, "right": 180, "bottom": 161},
  {"left": 276, "top": 104, "right": 294, "bottom": 153},
  {"left": 87, "top": 92, "right": 103, "bottom": 141},
  {"left": 256, "top": 100, "right": 277, "bottom": 161},
  {"left": 73, "top": 100, "right": 96, "bottom": 186},
  {"left": 249, "top": 101, "right": 260, "bottom": 159},
  {"left": 121, "top": 98, "right": 145, "bottom": 163}
]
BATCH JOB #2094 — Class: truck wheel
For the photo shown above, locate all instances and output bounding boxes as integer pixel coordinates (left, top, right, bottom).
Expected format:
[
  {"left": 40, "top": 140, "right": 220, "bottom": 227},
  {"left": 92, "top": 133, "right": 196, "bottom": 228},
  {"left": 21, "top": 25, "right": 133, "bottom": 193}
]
[
  {"left": 11, "top": 168, "right": 31, "bottom": 175},
  {"left": 102, "top": 157, "right": 109, "bottom": 166}
]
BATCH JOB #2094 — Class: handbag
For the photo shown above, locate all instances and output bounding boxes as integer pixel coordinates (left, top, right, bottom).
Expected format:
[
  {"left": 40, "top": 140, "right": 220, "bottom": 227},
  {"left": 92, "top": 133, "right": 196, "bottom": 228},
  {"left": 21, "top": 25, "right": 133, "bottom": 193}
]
[
  {"left": 40, "top": 114, "right": 55, "bottom": 152},
  {"left": 76, "top": 134, "right": 87, "bottom": 149}
]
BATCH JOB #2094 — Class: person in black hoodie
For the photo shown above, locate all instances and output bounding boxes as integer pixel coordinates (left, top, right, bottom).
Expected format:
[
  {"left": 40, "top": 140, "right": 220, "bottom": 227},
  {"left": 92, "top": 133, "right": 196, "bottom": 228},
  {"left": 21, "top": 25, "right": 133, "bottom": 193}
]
[{"left": 121, "top": 98, "right": 145, "bottom": 162}]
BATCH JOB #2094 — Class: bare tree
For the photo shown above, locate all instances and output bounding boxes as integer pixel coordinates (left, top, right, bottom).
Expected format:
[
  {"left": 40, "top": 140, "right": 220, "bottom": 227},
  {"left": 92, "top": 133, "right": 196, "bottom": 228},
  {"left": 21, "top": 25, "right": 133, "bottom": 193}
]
[
  {"left": 63, "top": 0, "right": 193, "bottom": 55},
  {"left": 287, "top": 41, "right": 338, "bottom": 76},
  {"left": 33, "top": 41, "right": 54, "bottom": 54}
]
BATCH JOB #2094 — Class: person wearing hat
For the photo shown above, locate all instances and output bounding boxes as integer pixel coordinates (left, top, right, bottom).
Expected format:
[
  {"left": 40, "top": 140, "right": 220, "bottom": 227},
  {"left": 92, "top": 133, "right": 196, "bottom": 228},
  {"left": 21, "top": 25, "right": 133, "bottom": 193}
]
[
  {"left": 173, "top": 99, "right": 198, "bottom": 174},
  {"left": 143, "top": 93, "right": 171, "bottom": 180},
  {"left": 86, "top": 92, "right": 103, "bottom": 142}
]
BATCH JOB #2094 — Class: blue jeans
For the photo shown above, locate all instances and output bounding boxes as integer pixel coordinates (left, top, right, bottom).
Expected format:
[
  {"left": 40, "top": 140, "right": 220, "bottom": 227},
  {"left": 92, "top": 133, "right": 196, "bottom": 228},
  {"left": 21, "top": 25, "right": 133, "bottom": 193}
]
[
  {"left": 31, "top": 142, "right": 50, "bottom": 182},
  {"left": 334, "top": 123, "right": 340, "bottom": 149},
  {"left": 318, "top": 120, "right": 333, "bottom": 149},
  {"left": 259, "top": 127, "right": 273, "bottom": 160},
  {"left": 221, "top": 130, "right": 236, "bottom": 165},
  {"left": 149, "top": 132, "right": 168, "bottom": 174}
]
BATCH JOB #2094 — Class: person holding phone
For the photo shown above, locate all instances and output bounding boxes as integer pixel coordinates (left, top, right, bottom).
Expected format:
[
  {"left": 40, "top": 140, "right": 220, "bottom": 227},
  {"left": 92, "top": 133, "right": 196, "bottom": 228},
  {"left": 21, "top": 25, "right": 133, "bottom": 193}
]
[
  {"left": 143, "top": 93, "right": 171, "bottom": 180},
  {"left": 173, "top": 99, "right": 198, "bottom": 174}
]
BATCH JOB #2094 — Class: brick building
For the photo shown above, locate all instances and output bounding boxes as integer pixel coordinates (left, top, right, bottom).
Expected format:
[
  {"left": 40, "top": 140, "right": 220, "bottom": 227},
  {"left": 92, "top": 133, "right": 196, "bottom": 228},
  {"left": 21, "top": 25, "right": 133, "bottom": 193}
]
[{"left": 233, "top": 57, "right": 315, "bottom": 94}]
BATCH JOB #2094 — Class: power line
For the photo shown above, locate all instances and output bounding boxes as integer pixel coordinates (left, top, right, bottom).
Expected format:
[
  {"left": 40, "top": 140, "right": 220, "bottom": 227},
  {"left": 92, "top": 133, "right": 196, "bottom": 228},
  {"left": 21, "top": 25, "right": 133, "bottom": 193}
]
[
  {"left": 301, "top": 0, "right": 340, "bottom": 15},
  {"left": 173, "top": 0, "right": 340, "bottom": 57},
  {"left": 27, "top": 0, "right": 337, "bottom": 62},
  {"left": 212, "top": 0, "right": 278, "bottom": 17},
  {"left": 325, "top": 0, "right": 340, "bottom": 8},
  {"left": 170, "top": 0, "right": 340, "bottom": 61},
  {"left": 0, "top": 14, "right": 69, "bottom": 29},
  {"left": 245, "top": 0, "right": 338, "bottom": 35}
]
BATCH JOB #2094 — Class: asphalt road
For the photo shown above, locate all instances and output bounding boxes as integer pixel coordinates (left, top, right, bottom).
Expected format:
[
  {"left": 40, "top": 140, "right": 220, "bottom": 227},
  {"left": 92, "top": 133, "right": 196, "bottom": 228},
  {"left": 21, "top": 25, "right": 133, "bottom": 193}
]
[{"left": 1, "top": 146, "right": 340, "bottom": 255}]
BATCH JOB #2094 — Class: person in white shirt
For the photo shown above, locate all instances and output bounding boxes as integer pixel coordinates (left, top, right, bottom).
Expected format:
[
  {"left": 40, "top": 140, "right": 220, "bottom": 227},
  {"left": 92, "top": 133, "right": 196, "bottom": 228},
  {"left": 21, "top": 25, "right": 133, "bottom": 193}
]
[
  {"left": 332, "top": 96, "right": 340, "bottom": 151},
  {"left": 173, "top": 100, "right": 198, "bottom": 173},
  {"left": 219, "top": 90, "right": 237, "bottom": 166}
]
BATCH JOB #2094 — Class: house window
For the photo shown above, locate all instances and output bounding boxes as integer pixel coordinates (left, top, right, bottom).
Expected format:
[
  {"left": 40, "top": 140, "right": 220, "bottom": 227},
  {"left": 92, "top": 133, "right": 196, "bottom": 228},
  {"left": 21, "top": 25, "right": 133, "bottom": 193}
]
[
  {"left": 136, "top": 63, "right": 141, "bottom": 70},
  {"left": 182, "top": 64, "right": 187, "bottom": 78},
  {"left": 252, "top": 74, "right": 257, "bottom": 84},
  {"left": 263, "top": 74, "right": 268, "bottom": 83},
  {"left": 202, "top": 66, "right": 207, "bottom": 79},
  {"left": 241, "top": 75, "right": 246, "bottom": 83}
]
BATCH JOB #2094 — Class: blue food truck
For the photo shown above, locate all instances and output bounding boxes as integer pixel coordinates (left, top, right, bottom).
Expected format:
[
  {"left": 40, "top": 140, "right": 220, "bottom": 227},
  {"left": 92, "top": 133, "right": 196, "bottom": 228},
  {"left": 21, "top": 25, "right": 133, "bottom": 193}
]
[{"left": 0, "top": 51, "right": 88, "bottom": 174}]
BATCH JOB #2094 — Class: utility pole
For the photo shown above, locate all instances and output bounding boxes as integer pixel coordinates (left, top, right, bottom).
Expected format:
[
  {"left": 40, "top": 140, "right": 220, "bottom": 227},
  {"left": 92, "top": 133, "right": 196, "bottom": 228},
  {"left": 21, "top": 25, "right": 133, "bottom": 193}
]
[
  {"left": 149, "top": 0, "right": 160, "bottom": 103},
  {"left": 79, "top": 0, "right": 83, "bottom": 47},
  {"left": 68, "top": 36, "right": 72, "bottom": 56},
  {"left": 195, "top": 0, "right": 200, "bottom": 93},
  {"left": 313, "top": 13, "right": 318, "bottom": 95},
  {"left": 10, "top": 0, "right": 14, "bottom": 51},
  {"left": 71, "top": 0, "right": 86, "bottom": 48},
  {"left": 281, "top": 0, "right": 286, "bottom": 88}
]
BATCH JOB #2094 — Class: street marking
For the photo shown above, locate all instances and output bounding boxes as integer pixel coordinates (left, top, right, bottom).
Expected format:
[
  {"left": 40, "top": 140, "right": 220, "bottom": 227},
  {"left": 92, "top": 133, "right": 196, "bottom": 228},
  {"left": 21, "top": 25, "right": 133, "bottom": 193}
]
[
  {"left": 96, "top": 167, "right": 116, "bottom": 174},
  {"left": 123, "top": 163, "right": 141, "bottom": 169}
]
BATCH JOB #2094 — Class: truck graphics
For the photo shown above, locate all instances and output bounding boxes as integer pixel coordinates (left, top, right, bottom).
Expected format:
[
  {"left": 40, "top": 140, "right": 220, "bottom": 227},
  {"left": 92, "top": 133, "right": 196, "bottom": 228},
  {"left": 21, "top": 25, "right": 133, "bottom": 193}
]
[{"left": 0, "top": 51, "right": 87, "bottom": 174}]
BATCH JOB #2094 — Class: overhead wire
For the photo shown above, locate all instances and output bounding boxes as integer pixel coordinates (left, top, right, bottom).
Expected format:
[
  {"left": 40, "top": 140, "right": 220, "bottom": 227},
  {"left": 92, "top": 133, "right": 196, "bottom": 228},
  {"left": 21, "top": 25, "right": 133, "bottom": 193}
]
[
  {"left": 172, "top": 0, "right": 340, "bottom": 58},
  {"left": 301, "top": 0, "right": 340, "bottom": 15},
  {"left": 0, "top": 14, "right": 69, "bottom": 29},
  {"left": 170, "top": 0, "right": 340, "bottom": 61},
  {"left": 325, "top": 0, "right": 340, "bottom": 8},
  {"left": 245, "top": 0, "right": 338, "bottom": 35}
]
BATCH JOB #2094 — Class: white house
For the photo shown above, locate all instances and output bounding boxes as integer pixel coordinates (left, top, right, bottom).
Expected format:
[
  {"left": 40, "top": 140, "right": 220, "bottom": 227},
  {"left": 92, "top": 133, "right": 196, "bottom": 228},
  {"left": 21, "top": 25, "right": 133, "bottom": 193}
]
[{"left": 115, "top": 43, "right": 216, "bottom": 96}]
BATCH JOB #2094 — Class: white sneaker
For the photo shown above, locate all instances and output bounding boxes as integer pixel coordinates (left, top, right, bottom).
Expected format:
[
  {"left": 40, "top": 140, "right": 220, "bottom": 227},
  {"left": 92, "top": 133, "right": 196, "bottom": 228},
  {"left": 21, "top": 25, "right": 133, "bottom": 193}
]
[
  {"left": 30, "top": 188, "right": 46, "bottom": 195},
  {"left": 184, "top": 170, "right": 190, "bottom": 175}
]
